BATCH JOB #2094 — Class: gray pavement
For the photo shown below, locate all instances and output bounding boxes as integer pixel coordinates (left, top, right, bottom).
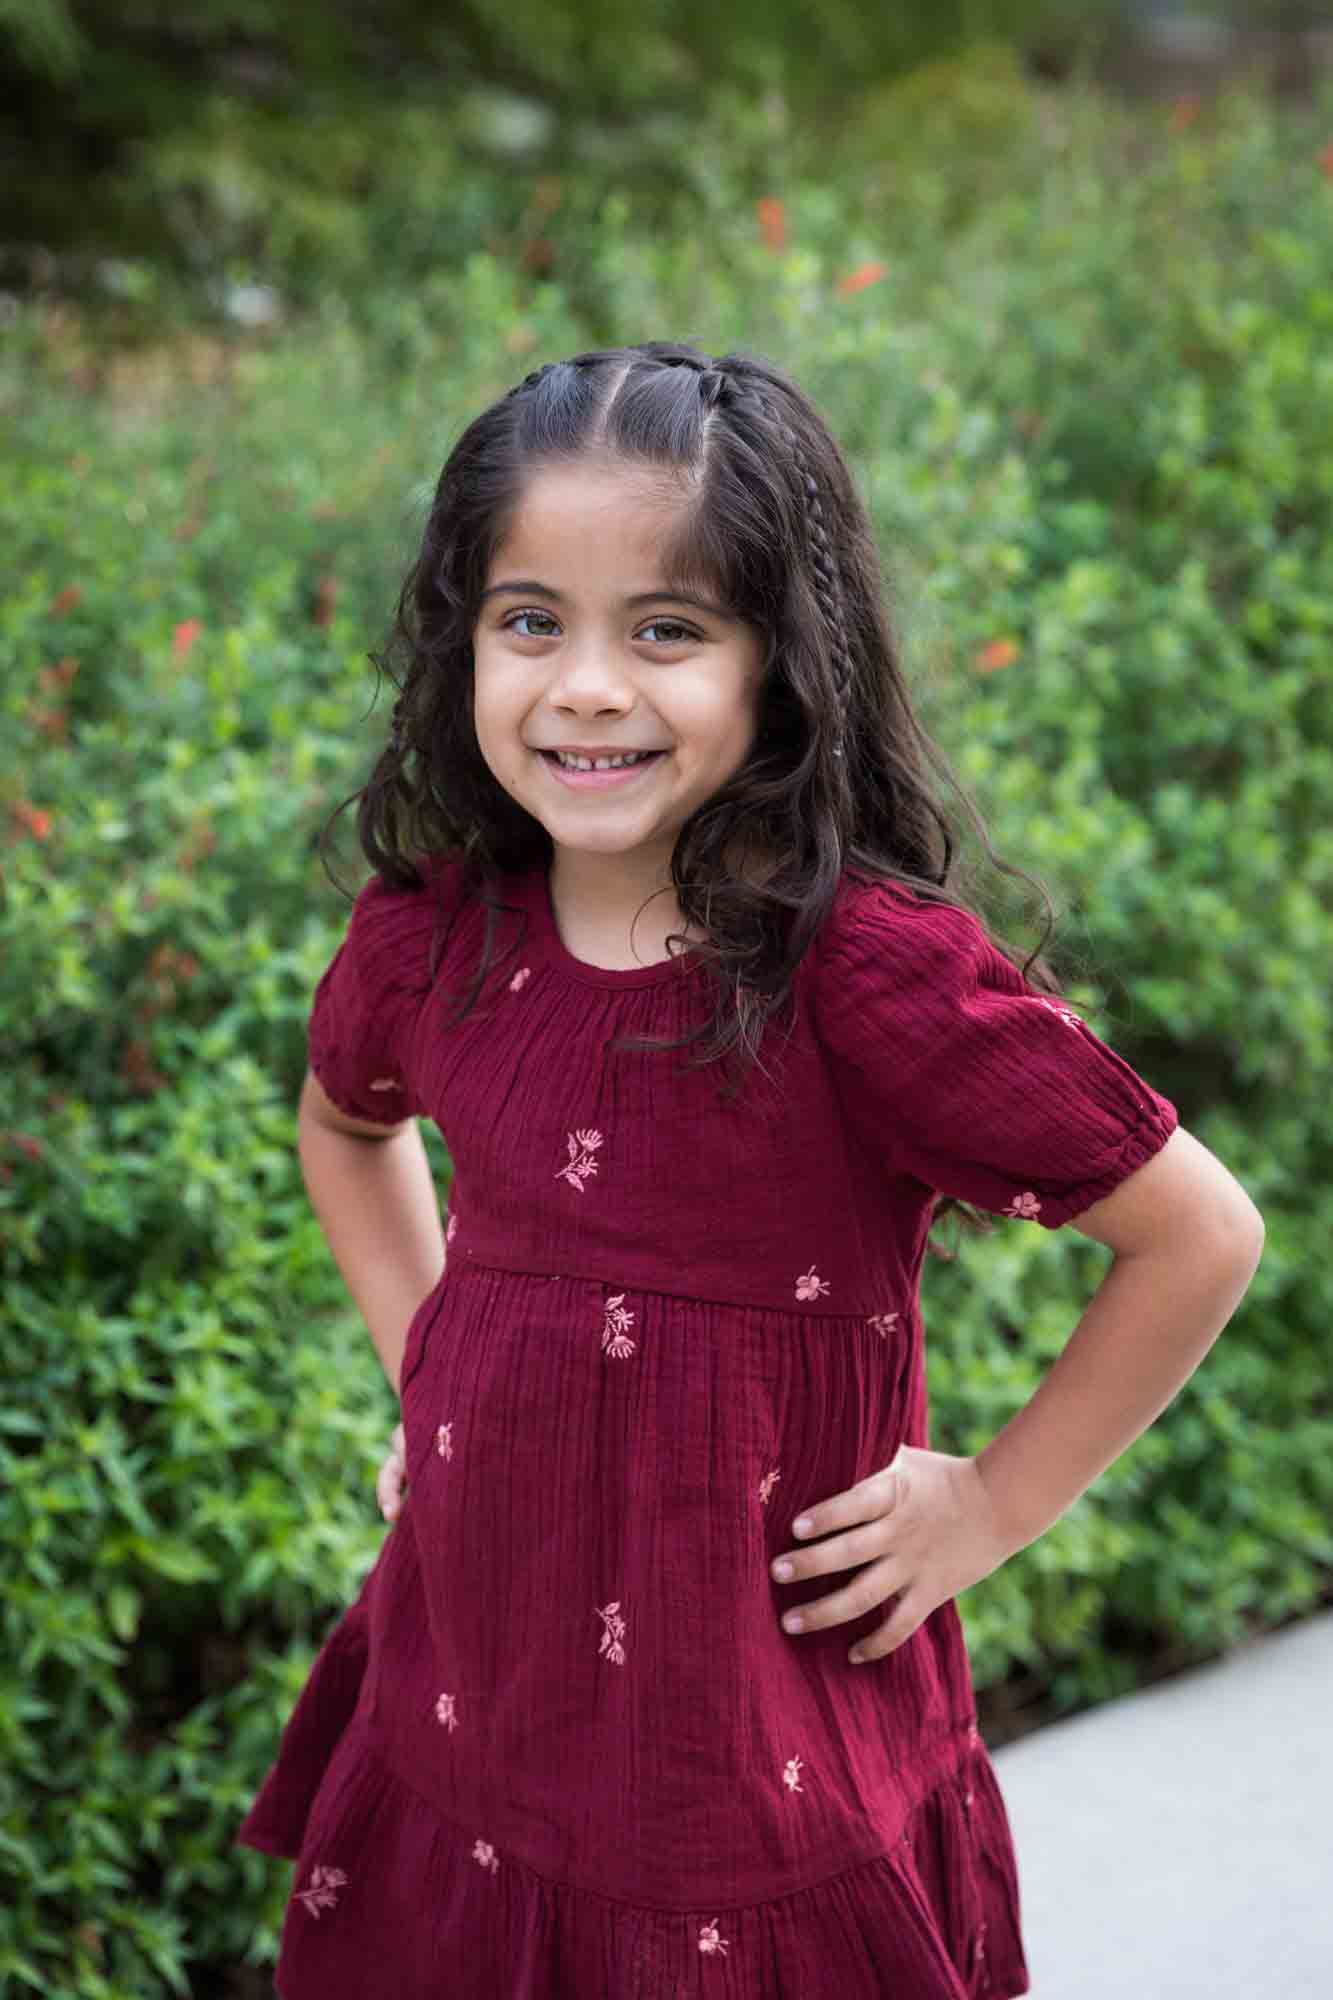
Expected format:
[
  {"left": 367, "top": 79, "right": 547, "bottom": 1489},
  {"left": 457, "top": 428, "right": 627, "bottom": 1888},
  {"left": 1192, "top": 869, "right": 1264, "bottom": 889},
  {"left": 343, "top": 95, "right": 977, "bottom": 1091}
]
[{"left": 991, "top": 1609, "right": 1333, "bottom": 1998}]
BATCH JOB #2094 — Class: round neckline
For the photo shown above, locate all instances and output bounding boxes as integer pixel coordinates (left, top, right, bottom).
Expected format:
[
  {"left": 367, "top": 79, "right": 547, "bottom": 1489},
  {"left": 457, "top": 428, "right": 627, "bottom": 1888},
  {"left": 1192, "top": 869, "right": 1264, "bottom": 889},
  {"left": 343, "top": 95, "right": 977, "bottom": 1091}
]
[{"left": 518, "top": 861, "right": 706, "bottom": 989}]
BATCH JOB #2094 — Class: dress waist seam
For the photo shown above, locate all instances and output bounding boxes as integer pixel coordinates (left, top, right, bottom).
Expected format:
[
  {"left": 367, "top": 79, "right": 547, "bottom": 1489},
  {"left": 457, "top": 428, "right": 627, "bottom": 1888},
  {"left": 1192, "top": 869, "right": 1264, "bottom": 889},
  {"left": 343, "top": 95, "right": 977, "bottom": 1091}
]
[{"left": 448, "top": 1252, "right": 914, "bottom": 1321}]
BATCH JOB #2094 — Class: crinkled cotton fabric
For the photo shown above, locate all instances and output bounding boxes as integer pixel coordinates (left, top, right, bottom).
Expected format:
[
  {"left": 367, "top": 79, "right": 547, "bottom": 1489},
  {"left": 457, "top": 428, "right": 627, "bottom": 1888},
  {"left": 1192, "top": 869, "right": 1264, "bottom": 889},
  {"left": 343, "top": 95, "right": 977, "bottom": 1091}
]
[{"left": 237, "top": 854, "right": 1179, "bottom": 1998}]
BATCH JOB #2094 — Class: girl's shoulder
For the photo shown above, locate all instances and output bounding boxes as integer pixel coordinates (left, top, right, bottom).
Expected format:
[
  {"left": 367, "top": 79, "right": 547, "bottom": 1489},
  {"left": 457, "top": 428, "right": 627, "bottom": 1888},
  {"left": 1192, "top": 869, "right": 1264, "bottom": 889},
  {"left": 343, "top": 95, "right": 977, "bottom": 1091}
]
[
  {"left": 336, "top": 849, "right": 474, "bottom": 993},
  {"left": 814, "top": 868, "right": 1006, "bottom": 1007}
]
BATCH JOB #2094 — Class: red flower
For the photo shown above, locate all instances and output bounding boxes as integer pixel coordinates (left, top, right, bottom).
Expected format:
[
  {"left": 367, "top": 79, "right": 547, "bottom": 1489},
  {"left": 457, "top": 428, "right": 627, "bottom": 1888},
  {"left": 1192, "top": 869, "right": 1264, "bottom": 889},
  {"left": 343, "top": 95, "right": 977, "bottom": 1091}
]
[
  {"left": 1170, "top": 95, "right": 1200, "bottom": 133},
  {"left": 756, "top": 197, "right": 786, "bottom": 252},
  {"left": 49, "top": 585, "right": 82, "bottom": 616},
  {"left": 11, "top": 801, "right": 52, "bottom": 838},
  {"left": 976, "top": 639, "right": 1020, "bottom": 673},
  {"left": 173, "top": 619, "right": 203, "bottom": 661},
  {"left": 1320, "top": 141, "right": 1333, "bottom": 181},
  {"left": 836, "top": 261, "right": 888, "bottom": 298}
]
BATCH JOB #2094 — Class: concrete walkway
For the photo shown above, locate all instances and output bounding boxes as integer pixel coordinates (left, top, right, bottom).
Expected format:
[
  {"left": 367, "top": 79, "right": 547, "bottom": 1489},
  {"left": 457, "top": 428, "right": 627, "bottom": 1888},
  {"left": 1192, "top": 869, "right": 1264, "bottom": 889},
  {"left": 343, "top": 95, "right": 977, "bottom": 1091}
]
[{"left": 991, "top": 1610, "right": 1333, "bottom": 1998}]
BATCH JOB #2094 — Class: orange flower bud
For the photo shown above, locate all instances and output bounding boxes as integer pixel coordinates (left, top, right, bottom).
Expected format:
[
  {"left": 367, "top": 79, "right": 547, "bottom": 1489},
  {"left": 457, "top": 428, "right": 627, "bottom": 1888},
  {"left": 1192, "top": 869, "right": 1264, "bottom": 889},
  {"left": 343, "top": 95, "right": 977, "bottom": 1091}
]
[
  {"left": 756, "top": 197, "right": 786, "bottom": 252},
  {"left": 836, "top": 261, "right": 888, "bottom": 298},
  {"left": 172, "top": 618, "right": 203, "bottom": 661},
  {"left": 976, "top": 638, "right": 1020, "bottom": 673}
]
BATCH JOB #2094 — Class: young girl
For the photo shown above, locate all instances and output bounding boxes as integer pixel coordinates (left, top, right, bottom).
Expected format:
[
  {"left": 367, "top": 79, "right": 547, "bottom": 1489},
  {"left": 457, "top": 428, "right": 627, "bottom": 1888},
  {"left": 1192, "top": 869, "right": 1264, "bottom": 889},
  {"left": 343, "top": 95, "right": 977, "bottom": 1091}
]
[{"left": 235, "top": 341, "right": 1264, "bottom": 1998}]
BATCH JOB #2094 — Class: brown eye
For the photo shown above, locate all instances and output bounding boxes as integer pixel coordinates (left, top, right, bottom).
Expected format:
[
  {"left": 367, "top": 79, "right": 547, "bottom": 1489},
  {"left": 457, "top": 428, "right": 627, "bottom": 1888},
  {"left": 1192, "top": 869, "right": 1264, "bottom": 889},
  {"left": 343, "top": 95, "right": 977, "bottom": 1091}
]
[{"left": 638, "top": 619, "right": 699, "bottom": 644}]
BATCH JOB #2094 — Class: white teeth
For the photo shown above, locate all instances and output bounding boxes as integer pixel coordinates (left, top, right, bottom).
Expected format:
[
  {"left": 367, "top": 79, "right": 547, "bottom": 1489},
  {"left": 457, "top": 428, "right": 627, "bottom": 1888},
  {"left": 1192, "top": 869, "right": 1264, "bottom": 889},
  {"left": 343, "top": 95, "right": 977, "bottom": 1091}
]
[{"left": 554, "top": 750, "right": 654, "bottom": 770}]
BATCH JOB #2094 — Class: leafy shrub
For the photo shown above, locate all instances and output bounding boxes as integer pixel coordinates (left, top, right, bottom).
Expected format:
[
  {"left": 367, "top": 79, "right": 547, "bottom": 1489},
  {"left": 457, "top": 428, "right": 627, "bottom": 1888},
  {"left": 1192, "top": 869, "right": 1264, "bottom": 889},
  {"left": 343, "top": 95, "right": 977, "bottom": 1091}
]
[{"left": 2, "top": 71, "right": 1330, "bottom": 1993}]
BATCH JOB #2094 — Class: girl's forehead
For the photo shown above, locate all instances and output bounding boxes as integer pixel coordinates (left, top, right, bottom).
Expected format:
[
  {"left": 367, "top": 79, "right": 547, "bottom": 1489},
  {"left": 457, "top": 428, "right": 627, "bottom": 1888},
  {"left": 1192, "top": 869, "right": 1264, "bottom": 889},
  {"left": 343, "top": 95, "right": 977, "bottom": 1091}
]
[{"left": 489, "top": 459, "right": 710, "bottom": 588}]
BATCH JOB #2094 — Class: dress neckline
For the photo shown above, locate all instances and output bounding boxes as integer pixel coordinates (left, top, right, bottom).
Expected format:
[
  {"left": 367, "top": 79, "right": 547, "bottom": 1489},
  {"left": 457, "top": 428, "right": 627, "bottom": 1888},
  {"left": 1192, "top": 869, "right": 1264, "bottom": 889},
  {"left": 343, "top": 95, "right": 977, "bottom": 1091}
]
[{"left": 516, "top": 861, "right": 706, "bottom": 990}]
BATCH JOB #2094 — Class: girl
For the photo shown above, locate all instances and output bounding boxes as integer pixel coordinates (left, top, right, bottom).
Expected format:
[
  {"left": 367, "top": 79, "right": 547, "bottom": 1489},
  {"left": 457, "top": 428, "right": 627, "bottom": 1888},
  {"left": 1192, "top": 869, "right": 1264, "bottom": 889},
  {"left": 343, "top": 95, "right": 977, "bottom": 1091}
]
[{"left": 236, "top": 341, "right": 1264, "bottom": 1998}]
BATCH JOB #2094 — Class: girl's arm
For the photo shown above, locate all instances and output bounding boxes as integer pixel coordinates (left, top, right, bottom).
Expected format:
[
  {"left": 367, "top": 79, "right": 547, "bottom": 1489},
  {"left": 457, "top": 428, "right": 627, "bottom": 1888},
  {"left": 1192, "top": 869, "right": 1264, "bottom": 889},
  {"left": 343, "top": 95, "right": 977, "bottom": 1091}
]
[
  {"left": 974, "top": 1124, "right": 1265, "bottom": 1553},
  {"left": 298, "top": 1069, "right": 447, "bottom": 1398}
]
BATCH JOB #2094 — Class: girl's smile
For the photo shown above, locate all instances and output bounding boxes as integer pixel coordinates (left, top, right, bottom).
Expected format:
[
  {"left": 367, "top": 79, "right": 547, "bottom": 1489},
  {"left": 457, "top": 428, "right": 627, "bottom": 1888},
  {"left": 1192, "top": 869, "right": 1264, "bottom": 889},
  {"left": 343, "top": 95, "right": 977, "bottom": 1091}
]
[{"left": 538, "top": 747, "right": 669, "bottom": 789}]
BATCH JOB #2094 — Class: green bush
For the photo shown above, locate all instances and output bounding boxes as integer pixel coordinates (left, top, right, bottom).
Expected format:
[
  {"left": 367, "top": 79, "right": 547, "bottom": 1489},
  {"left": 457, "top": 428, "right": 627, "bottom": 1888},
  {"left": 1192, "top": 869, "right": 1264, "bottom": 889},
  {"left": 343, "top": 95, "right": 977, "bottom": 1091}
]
[{"left": 2, "top": 71, "right": 1330, "bottom": 1994}]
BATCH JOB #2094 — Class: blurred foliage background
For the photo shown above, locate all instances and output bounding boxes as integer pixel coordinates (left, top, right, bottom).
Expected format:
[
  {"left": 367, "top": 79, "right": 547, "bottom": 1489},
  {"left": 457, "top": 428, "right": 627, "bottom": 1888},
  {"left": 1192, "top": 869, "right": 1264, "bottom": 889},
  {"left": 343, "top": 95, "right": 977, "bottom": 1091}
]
[{"left": 2, "top": 3, "right": 1332, "bottom": 1994}]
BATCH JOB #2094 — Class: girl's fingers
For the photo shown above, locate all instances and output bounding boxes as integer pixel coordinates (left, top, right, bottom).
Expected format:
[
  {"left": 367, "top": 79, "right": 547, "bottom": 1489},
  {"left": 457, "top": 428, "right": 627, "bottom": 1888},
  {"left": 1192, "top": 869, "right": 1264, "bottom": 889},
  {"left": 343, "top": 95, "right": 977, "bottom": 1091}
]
[{"left": 378, "top": 1430, "right": 408, "bottom": 1518}]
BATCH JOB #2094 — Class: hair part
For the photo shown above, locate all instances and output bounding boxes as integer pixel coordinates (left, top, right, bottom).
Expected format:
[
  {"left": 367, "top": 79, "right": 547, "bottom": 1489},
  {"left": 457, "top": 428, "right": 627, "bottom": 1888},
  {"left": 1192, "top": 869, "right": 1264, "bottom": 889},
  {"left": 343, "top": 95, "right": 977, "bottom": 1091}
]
[{"left": 321, "top": 339, "right": 1064, "bottom": 1248}]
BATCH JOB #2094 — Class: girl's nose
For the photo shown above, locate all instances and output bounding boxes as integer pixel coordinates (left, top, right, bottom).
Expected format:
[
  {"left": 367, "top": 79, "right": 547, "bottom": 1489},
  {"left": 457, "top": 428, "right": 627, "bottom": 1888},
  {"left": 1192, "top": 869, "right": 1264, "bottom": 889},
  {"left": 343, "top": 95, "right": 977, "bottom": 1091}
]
[{"left": 549, "top": 657, "right": 633, "bottom": 701}]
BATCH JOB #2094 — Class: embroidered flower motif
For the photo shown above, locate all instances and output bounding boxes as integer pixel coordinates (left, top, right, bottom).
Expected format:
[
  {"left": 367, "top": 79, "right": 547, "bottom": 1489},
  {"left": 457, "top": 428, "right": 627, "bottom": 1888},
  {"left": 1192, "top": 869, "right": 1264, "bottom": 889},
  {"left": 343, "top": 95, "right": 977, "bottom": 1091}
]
[
  {"left": 757, "top": 1466, "right": 781, "bottom": 1506},
  {"left": 556, "top": 1128, "right": 603, "bottom": 1192},
  {"left": 446, "top": 1212, "right": 458, "bottom": 1245},
  {"left": 368, "top": 1076, "right": 400, "bottom": 1093},
  {"left": 601, "top": 1292, "right": 636, "bottom": 1360},
  {"left": 436, "top": 1421, "right": 453, "bottom": 1459},
  {"left": 508, "top": 966, "right": 532, "bottom": 992},
  {"left": 1003, "top": 1191, "right": 1042, "bottom": 1219},
  {"left": 435, "top": 1691, "right": 458, "bottom": 1731},
  {"left": 596, "top": 1600, "right": 627, "bottom": 1666},
  {"left": 1039, "top": 996, "right": 1082, "bottom": 1029},
  {"left": 698, "top": 1920, "right": 730, "bottom": 1958},
  {"left": 782, "top": 1755, "right": 805, "bottom": 1793},
  {"left": 472, "top": 1838, "right": 499, "bottom": 1874},
  {"left": 794, "top": 1265, "right": 829, "bottom": 1301},
  {"left": 294, "top": 1863, "right": 348, "bottom": 1917},
  {"left": 866, "top": 1312, "right": 900, "bottom": 1339}
]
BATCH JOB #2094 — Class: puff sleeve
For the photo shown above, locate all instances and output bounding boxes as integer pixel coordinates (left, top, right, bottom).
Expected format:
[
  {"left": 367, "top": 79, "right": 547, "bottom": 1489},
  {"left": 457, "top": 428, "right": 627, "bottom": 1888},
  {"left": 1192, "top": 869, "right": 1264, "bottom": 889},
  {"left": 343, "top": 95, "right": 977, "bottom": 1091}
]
[
  {"left": 306, "top": 865, "right": 440, "bottom": 1125},
  {"left": 813, "top": 881, "right": 1179, "bottom": 1230}
]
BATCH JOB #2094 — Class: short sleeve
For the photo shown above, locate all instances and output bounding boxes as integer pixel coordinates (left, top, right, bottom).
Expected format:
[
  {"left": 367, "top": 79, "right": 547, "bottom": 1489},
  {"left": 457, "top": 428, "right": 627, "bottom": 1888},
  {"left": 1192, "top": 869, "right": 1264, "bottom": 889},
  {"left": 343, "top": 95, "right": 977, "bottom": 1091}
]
[
  {"left": 814, "top": 881, "right": 1179, "bottom": 1230},
  {"left": 306, "top": 863, "right": 441, "bottom": 1125}
]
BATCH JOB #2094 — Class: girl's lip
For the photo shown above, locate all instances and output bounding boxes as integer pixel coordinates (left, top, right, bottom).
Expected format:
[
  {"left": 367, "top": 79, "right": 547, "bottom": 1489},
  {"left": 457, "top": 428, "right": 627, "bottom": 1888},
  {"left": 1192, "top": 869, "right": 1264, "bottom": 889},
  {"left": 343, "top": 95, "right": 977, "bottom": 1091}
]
[{"left": 538, "top": 749, "right": 667, "bottom": 791}]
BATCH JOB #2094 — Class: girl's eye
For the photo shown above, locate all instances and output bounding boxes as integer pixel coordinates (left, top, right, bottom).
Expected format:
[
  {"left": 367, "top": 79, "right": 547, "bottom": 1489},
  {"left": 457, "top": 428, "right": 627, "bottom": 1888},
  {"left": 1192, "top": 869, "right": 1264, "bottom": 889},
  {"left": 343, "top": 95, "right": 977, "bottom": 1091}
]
[
  {"left": 638, "top": 618, "right": 698, "bottom": 644},
  {"left": 501, "top": 610, "right": 700, "bottom": 644},
  {"left": 504, "top": 609, "right": 559, "bottom": 638}
]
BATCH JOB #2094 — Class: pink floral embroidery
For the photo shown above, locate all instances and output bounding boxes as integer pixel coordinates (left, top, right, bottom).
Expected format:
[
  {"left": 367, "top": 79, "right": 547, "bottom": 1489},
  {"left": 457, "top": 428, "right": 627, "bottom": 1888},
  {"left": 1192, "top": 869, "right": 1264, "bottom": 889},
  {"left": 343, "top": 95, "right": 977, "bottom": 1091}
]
[
  {"left": 294, "top": 1864, "right": 348, "bottom": 1917},
  {"left": 556, "top": 1128, "right": 603, "bottom": 1192},
  {"left": 446, "top": 1212, "right": 458, "bottom": 1245},
  {"left": 794, "top": 1265, "right": 829, "bottom": 1301},
  {"left": 436, "top": 1421, "right": 453, "bottom": 1459},
  {"left": 698, "top": 1920, "right": 730, "bottom": 1958},
  {"left": 866, "top": 1312, "right": 899, "bottom": 1339},
  {"left": 472, "top": 1839, "right": 499, "bottom": 1874},
  {"left": 757, "top": 1466, "right": 781, "bottom": 1506},
  {"left": 782, "top": 1755, "right": 805, "bottom": 1793},
  {"left": 508, "top": 965, "right": 532, "bottom": 992},
  {"left": 602, "top": 1292, "right": 636, "bottom": 1359},
  {"left": 1039, "top": 997, "right": 1082, "bottom": 1029},
  {"left": 436, "top": 1691, "right": 458, "bottom": 1731},
  {"left": 967, "top": 1721, "right": 981, "bottom": 1748},
  {"left": 596, "top": 1601, "right": 627, "bottom": 1665},
  {"left": 368, "top": 1076, "right": 400, "bottom": 1093},
  {"left": 1003, "top": 1191, "right": 1042, "bottom": 1219}
]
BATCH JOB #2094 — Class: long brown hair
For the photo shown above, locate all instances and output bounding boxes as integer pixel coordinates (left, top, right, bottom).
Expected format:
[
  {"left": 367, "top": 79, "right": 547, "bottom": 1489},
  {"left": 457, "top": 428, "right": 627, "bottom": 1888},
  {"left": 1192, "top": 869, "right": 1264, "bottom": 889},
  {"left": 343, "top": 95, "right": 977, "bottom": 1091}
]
[{"left": 320, "top": 339, "right": 1066, "bottom": 1243}]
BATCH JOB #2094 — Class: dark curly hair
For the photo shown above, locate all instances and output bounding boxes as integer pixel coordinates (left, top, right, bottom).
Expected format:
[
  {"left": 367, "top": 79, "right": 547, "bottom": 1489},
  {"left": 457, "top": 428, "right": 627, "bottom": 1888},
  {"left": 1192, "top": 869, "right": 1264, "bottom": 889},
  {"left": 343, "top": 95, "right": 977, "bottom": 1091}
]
[{"left": 320, "top": 338, "right": 1067, "bottom": 1246}]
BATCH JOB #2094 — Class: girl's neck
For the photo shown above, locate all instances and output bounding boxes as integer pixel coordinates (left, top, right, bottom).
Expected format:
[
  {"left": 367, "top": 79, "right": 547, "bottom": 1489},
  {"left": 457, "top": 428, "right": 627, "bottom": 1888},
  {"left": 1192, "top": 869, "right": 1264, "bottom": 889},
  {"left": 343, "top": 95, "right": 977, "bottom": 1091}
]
[{"left": 546, "top": 852, "right": 705, "bottom": 971}]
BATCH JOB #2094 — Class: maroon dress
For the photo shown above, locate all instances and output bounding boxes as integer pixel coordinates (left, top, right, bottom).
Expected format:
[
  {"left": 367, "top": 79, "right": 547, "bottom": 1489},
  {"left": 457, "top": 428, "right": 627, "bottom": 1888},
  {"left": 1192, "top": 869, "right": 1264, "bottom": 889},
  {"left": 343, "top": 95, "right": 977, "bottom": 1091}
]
[{"left": 236, "top": 854, "right": 1178, "bottom": 1998}]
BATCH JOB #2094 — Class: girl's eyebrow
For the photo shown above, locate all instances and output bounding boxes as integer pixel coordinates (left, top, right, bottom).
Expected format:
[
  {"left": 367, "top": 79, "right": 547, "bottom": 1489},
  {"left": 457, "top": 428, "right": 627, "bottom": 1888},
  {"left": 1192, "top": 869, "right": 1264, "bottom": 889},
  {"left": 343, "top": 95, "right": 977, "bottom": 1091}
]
[{"left": 480, "top": 579, "right": 730, "bottom": 618}]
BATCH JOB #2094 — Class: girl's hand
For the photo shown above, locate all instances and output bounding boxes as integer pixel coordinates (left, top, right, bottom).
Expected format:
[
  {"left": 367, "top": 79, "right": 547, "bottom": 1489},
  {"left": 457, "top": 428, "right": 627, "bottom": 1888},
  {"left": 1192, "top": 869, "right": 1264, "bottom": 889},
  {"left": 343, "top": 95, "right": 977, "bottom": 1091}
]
[
  {"left": 377, "top": 1420, "right": 407, "bottom": 1523},
  {"left": 769, "top": 1445, "right": 1018, "bottom": 1664}
]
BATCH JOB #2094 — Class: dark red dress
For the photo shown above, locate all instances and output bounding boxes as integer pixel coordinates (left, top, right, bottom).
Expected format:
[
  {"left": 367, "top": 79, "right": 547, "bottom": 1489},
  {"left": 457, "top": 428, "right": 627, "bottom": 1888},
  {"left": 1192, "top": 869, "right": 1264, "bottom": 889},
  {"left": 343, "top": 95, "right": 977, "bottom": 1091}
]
[{"left": 236, "top": 855, "right": 1178, "bottom": 1998}]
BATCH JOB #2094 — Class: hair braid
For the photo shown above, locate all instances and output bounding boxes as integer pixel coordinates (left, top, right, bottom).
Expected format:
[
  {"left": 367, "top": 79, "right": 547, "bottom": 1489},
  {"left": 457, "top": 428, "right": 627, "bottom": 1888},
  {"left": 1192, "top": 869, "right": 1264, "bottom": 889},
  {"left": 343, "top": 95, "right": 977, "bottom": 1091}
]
[{"left": 707, "top": 369, "right": 850, "bottom": 760}]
